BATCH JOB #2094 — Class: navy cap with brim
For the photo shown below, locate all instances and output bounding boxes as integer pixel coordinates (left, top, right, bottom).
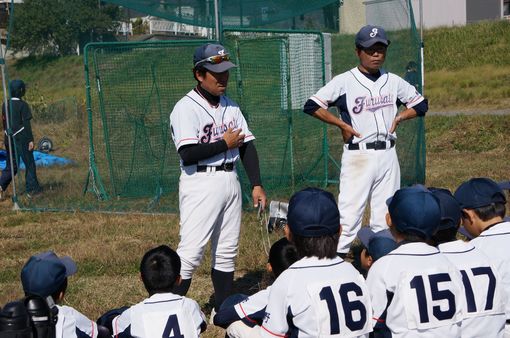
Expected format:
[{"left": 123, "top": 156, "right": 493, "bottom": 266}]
[
  {"left": 21, "top": 251, "right": 77, "bottom": 297},
  {"left": 429, "top": 187, "right": 461, "bottom": 231},
  {"left": 193, "top": 43, "right": 236, "bottom": 73},
  {"left": 355, "top": 25, "right": 391, "bottom": 48},
  {"left": 287, "top": 188, "right": 340, "bottom": 237},
  {"left": 454, "top": 177, "right": 506, "bottom": 209},
  {"left": 388, "top": 186, "right": 441, "bottom": 239},
  {"left": 368, "top": 236, "right": 397, "bottom": 262},
  {"left": 202, "top": 61, "right": 236, "bottom": 73},
  {"left": 357, "top": 227, "right": 394, "bottom": 248}
]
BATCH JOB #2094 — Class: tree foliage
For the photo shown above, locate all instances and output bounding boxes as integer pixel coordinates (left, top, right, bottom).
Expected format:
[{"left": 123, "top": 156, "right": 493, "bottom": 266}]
[{"left": 10, "top": 0, "right": 122, "bottom": 56}]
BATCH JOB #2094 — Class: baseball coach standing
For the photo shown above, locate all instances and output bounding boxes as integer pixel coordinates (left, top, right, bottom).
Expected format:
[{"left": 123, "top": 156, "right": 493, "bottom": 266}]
[
  {"left": 169, "top": 43, "right": 267, "bottom": 312},
  {"left": 303, "top": 25, "right": 428, "bottom": 257}
]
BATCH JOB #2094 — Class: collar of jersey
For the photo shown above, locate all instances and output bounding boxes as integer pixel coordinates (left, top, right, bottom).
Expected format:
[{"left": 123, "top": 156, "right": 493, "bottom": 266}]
[
  {"left": 290, "top": 255, "right": 343, "bottom": 268},
  {"left": 391, "top": 241, "right": 438, "bottom": 255},
  {"left": 144, "top": 292, "right": 182, "bottom": 304},
  {"left": 437, "top": 239, "right": 475, "bottom": 254},
  {"left": 479, "top": 220, "right": 510, "bottom": 236}
]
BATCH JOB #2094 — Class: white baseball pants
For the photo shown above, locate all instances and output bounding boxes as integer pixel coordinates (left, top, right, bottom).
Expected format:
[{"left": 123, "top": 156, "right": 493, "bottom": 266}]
[
  {"left": 337, "top": 146, "right": 400, "bottom": 254},
  {"left": 177, "top": 169, "right": 242, "bottom": 279}
]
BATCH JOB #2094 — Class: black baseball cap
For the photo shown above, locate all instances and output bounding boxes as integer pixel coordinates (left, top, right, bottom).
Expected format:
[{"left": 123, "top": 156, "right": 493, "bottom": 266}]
[
  {"left": 21, "top": 251, "right": 77, "bottom": 297},
  {"left": 287, "top": 188, "right": 340, "bottom": 237},
  {"left": 357, "top": 228, "right": 397, "bottom": 262},
  {"left": 454, "top": 177, "right": 506, "bottom": 209},
  {"left": 193, "top": 43, "right": 236, "bottom": 73},
  {"left": 429, "top": 187, "right": 462, "bottom": 231},
  {"left": 355, "top": 25, "right": 391, "bottom": 48},
  {"left": 387, "top": 185, "right": 441, "bottom": 239}
]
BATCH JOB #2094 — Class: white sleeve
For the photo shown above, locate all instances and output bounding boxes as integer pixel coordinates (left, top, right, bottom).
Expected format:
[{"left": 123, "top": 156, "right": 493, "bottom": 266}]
[
  {"left": 396, "top": 75, "right": 424, "bottom": 109},
  {"left": 184, "top": 298, "right": 207, "bottom": 335},
  {"left": 309, "top": 74, "right": 345, "bottom": 109},
  {"left": 234, "top": 288, "right": 270, "bottom": 321},
  {"left": 62, "top": 306, "right": 99, "bottom": 338},
  {"left": 170, "top": 99, "right": 200, "bottom": 150},
  {"left": 237, "top": 107, "right": 255, "bottom": 143},
  {"left": 260, "top": 278, "right": 290, "bottom": 337},
  {"left": 111, "top": 307, "right": 133, "bottom": 336},
  {"left": 366, "top": 261, "right": 390, "bottom": 326}
]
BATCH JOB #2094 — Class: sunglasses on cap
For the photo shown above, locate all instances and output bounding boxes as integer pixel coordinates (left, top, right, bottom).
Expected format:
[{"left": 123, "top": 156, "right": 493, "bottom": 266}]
[{"left": 194, "top": 54, "right": 230, "bottom": 67}]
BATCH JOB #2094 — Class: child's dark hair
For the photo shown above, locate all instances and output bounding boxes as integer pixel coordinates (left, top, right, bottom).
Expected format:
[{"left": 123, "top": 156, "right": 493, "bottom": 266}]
[
  {"left": 193, "top": 66, "right": 207, "bottom": 82},
  {"left": 51, "top": 278, "right": 67, "bottom": 302},
  {"left": 471, "top": 203, "right": 506, "bottom": 221},
  {"left": 393, "top": 227, "right": 427, "bottom": 243},
  {"left": 140, "top": 245, "right": 181, "bottom": 295},
  {"left": 268, "top": 238, "right": 299, "bottom": 278},
  {"left": 292, "top": 233, "right": 339, "bottom": 259},
  {"left": 432, "top": 227, "right": 458, "bottom": 246}
]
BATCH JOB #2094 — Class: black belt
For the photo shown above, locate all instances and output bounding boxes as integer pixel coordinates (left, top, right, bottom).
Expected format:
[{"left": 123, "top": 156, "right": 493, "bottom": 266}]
[
  {"left": 347, "top": 140, "right": 395, "bottom": 151},
  {"left": 196, "top": 163, "right": 234, "bottom": 172}
]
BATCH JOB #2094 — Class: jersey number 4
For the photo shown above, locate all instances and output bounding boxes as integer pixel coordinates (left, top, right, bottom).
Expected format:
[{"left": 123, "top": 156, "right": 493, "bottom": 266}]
[
  {"left": 319, "top": 282, "right": 367, "bottom": 334},
  {"left": 162, "top": 314, "right": 184, "bottom": 338}
]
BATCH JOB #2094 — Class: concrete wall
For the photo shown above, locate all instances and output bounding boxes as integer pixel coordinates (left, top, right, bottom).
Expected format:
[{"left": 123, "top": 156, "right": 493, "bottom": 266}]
[{"left": 339, "top": 0, "right": 366, "bottom": 34}]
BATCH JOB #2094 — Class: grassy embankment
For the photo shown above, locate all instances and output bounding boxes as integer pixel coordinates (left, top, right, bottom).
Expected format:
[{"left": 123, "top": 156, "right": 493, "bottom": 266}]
[{"left": 0, "top": 20, "right": 509, "bottom": 338}]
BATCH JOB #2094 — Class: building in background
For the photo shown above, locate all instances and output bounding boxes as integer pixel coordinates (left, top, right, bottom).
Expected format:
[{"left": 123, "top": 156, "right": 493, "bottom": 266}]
[{"left": 340, "top": 0, "right": 510, "bottom": 33}]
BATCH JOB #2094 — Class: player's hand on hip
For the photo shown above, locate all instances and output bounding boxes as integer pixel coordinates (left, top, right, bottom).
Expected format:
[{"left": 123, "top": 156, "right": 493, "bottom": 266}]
[
  {"left": 28, "top": 141, "right": 34, "bottom": 151},
  {"left": 389, "top": 115, "right": 404, "bottom": 133},
  {"left": 339, "top": 124, "right": 361, "bottom": 143},
  {"left": 223, "top": 128, "right": 245, "bottom": 149},
  {"left": 252, "top": 185, "right": 267, "bottom": 210}
]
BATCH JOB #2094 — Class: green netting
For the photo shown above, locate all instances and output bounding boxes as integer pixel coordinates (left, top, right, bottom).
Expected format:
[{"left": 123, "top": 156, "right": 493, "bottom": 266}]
[
  {"left": 106, "top": 0, "right": 340, "bottom": 31},
  {"left": 8, "top": 0, "right": 423, "bottom": 212},
  {"left": 80, "top": 32, "right": 327, "bottom": 212}
]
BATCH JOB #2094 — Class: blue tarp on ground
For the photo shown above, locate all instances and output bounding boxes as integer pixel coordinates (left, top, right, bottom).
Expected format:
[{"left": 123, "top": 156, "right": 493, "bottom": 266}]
[{"left": 0, "top": 150, "right": 74, "bottom": 170}]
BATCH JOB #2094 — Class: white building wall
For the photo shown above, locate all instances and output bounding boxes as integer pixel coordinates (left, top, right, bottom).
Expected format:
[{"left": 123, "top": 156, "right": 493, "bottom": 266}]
[{"left": 411, "top": 0, "right": 467, "bottom": 28}]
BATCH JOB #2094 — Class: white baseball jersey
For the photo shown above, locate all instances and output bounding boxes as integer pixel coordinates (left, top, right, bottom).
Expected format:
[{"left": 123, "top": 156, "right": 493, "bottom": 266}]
[
  {"left": 470, "top": 221, "right": 510, "bottom": 327},
  {"left": 366, "top": 242, "right": 464, "bottom": 338},
  {"left": 309, "top": 67, "right": 425, "bottom": 254},
  {"left": 170, "top": 89, "right": 254, "bottom": 168},
  {"left": 310, "top": 67, "right": 424, "bottom": 144},
  {"left": 112, "top": 292, "right": 205, "bottom": 338},
  {"left": 438, "top": 240, "right": 506, "bottom": 338},
  {"left": 55, "top": 305, "right": 98, "bottom": 338},
  {"left": 261, "top": 256, "right": 372, "bottom": 338}
]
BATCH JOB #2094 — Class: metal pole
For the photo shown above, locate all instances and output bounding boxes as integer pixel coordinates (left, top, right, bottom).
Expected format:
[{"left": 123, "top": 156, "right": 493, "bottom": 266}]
[
  {"left": 0, "top": 28, "right": 20, "bottom": 210},
  {"left": 214, "top": 0, "right": 220, "bottom": 40},
  {"left": 419, "top": 0, "right": 424, "bottom": 94}
]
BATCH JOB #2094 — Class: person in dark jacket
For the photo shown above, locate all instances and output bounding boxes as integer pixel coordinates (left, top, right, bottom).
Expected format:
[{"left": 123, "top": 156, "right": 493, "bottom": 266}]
[{"left": 0, "top": 79, "right": 41, "bottom": 199}]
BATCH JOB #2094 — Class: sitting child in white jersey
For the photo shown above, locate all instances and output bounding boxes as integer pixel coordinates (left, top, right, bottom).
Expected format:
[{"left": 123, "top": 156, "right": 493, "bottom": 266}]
[
  {"left": 366, "top": 185, "right": 465, "bottom": 338},
  {"left": 454, "top": 177, "right": 510, "bottom": 336},
  {"left": 213, "top": 237, "right": 299, "bottom": 337},
  {"left": 261, "top": 187, "right": 372, "bottom": 338},
  {"left": 20, "top": 251, "right": 106, "bottom": 338},
  {"left": 112, "top": 245, "right": 206, "bottom": 338},
  {"left": 431, "top": 186, "right": 506, "bottom": 338}
]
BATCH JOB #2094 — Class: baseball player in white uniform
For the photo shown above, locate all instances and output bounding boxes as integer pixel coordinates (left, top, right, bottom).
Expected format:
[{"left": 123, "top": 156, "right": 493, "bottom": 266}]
[
  {"left": 261, "top": 188, "right": 372, "bottom": 338},
  {"left": 303, "top": 25, "right": 428, "bottom": 256},
  {"left": 112, "top": 245, "right": 206, "bottom": 337},
  {"left": 169, "top": 43, "right": 266, "bottom": 310},
  {"left": 454, "top": 178, "right": 510, "bottom": 336},
  {"left": 431, "top": 187, "right": 506, "bottom": 338},
  {"left": 367, "top": 186, "right": 465, "bottom": 338}
]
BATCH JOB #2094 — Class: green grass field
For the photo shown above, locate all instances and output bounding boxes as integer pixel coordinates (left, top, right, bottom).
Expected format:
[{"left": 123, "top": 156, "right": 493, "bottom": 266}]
[{"left": 0, "top": 20, "right": 510, "bottom": 338}]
